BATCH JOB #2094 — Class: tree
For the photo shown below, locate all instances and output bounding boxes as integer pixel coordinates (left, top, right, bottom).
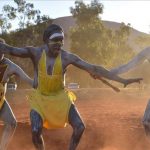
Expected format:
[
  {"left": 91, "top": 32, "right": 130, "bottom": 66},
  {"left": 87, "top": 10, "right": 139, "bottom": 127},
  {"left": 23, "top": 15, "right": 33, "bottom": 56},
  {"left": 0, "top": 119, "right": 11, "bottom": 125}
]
[
  {"left": 70, "top": 0, "right": 103, "bottom": 25},
  {"left": 69, "top": 0, "right": 135, "bottom": 87},
  {"left": 0, "top": 0, "right": 50, "bottom": 33},
  {"left": 70, "top": 0, "right": 106, "bottom": 63},
  {"left": 135, "top": 34, "right": 150, "bottom": 50},
  {"left": 115, "top": 22, "right": 131, "bottom": 46},
  {"left": 0, "top": 5, "right": 16, "bottom": 33},
  {"left": 70, "top": 0, "right": 134, "bottom": 67}
]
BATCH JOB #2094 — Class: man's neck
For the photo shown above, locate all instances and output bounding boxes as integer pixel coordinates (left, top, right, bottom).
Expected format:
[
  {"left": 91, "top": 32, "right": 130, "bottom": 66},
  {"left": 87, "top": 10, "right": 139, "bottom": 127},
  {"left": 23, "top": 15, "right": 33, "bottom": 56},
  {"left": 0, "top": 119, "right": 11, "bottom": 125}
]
[{"left": 45, "top": 45, "right": 60, "bottom": 58}]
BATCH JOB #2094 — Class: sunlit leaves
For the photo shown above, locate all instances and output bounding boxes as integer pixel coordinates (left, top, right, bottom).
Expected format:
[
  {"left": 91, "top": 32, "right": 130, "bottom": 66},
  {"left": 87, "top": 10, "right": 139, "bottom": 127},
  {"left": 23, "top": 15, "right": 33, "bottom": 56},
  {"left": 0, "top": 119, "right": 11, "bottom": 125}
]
[
  {"left": 70, "top": 0, "right": 134, "bottom": 68},
  {"left": 0, "top": 0, "right": 50, "bottom": 33}
]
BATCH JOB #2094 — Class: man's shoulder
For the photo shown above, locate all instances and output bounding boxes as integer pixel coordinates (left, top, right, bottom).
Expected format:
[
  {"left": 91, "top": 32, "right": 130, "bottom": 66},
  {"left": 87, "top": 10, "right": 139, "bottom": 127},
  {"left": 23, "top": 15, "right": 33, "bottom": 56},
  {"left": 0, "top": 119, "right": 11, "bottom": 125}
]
[
  {"left": 61, "top": 49, "right": 75, "bottom": 58},
  {"left": 61, "top": 49, "right": 79, "bottom": 64},
  {"left": 25, "top": 46, "right": 43, "bottom": 56},
  {"left": 25, "top": 46, "right": 42, "bottom": 52}
]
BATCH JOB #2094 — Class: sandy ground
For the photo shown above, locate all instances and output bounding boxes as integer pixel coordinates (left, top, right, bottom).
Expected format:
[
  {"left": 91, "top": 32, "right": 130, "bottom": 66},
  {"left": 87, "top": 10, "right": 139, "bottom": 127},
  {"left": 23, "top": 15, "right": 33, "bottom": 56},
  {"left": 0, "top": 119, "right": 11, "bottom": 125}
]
[{"left": 2, "top": 88, "right": 150, "bottom": 150}]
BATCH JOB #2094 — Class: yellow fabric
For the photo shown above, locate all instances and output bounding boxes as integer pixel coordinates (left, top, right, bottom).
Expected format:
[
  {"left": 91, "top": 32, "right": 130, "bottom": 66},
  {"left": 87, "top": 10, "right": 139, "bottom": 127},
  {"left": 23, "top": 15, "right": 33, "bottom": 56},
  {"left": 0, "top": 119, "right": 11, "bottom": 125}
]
[
  {"left": 0, "top": 83, "right": 6, "bottom": 109},
  {"left": 0, "top": 64, "right": 8, "bottom": 109},
  {"left": 37, "top": 50, "right": 63, "bottom": 94},
  {"left": 28, "top": 50, "right": 76, "bottom": 129}
]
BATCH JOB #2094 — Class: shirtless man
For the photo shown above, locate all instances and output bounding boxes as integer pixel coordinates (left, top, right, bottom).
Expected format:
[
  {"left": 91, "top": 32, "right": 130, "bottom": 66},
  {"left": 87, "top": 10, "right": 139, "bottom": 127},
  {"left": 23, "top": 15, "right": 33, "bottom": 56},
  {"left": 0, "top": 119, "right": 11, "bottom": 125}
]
[
  {"left": 0, "top": 24, "right": 142, "bottom": 150},
  {"left": 0, "top": 38, "right": 33, "bottom": 150}
]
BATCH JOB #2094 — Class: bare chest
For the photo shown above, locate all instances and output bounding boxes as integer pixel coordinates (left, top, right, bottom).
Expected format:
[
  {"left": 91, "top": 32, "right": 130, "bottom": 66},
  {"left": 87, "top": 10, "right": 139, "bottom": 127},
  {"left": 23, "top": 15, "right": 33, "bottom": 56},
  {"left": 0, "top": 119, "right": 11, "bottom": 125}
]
[
  {"left": 34, "top": 51, "right": 70, "bottom": 76},
  {"left": 46, "top": 57, "right": 56, "bottom": 75}
]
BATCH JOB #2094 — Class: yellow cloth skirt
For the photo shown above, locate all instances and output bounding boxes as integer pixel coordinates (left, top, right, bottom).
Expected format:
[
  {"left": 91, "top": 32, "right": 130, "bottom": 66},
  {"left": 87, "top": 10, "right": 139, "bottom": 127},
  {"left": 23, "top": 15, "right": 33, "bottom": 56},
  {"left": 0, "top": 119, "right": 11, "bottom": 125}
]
[
  {"left": 28, "top": 89, "right": 76, "bottom": 129},
  {"left": 0, "top": 83, "right": 6, "bottom": 109},
  {"left": 0, "top": 97, "right": 5, "bottom": 109}
]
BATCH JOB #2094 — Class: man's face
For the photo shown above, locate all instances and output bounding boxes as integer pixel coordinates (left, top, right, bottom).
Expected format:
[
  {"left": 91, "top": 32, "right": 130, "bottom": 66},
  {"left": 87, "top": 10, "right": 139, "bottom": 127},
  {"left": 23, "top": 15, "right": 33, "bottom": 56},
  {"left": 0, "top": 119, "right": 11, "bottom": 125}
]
[{"left": 47, "top": 36, "right": 64, "bottom": 57}]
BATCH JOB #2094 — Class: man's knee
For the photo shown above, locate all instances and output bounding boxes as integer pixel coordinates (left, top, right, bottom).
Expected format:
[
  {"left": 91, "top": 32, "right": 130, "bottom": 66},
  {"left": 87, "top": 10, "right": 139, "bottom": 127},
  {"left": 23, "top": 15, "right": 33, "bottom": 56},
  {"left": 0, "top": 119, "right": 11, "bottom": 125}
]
[
  {"left": 142, "top": 119, "right": 150, "bottom": 135},
  {"left": 143, "top": 120, "right": 148, "bottom": 126},
  {"left": 32, "top": 131, "right": 43, "bottom": 149},
  {"left": 11, "top": 118, "right": 17, "bottom": 128},
  {"left": 32, "top": 129, "right": 42, "bottom": 142},
  {"left": 76, "top": 123, "right": 85, "bottom": 134},
  {"left": 142, "top": 116, "right": 150, "bottom": 127},
  {"left": 5, "top": 118, "right": 17, "bottom": 130}
]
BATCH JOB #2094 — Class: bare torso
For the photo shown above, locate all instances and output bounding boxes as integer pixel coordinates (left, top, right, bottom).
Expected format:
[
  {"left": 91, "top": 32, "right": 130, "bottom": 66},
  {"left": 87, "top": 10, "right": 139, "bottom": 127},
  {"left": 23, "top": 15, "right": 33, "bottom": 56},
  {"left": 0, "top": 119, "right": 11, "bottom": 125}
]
[{"left": 23, "top": 45, "right": 89, "bottom": 88}]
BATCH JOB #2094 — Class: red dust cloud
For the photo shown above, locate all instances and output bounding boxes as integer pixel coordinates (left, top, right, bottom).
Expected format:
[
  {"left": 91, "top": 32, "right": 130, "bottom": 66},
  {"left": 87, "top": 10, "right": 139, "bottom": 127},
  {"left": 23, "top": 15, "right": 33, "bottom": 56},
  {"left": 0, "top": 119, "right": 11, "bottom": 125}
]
[{"left": 2, "top": 88, "right": 150, "bottom": 150}]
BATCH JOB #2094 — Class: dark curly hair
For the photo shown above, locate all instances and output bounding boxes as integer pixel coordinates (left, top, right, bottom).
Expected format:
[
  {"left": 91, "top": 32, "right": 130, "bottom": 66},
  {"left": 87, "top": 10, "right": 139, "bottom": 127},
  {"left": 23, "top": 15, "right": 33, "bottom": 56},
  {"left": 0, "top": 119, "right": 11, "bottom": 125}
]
[{"left": 43, "top": 24, "right": 63, "bottom": 43}]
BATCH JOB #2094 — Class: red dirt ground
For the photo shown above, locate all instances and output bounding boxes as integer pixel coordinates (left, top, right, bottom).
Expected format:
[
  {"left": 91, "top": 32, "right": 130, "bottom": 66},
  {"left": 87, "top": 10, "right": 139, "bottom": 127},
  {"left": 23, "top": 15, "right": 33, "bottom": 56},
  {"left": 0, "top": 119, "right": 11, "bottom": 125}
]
[{"left": 2, "top": 88, "right": 150, "bottom": 150}]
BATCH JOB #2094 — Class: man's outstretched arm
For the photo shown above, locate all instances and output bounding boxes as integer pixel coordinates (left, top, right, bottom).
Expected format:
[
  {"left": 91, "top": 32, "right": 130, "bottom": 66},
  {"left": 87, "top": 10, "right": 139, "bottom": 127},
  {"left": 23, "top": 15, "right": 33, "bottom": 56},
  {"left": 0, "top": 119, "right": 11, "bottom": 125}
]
[
  {"left": 11, "top": 63, "right": 33, "bottom": 87},
  {"left": 0, "top": 42, "right": 31, "bottom": 58},
  {"left": 70, "top": 53, "right": 142, "bottom": 87},
  {"left": 110, "top": 47, "right": 150, "bottom": 75}
]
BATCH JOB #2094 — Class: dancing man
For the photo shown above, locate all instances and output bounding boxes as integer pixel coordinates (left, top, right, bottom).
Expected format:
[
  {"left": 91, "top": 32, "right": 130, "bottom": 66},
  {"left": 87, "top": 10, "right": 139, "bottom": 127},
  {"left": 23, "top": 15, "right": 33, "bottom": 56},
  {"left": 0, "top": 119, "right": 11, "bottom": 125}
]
[
  {"left": 0, "top": 38, "right": 33, "bottom": 150},
  {"left": 0, "top": 24, "right": 142, "bottom": 150}
]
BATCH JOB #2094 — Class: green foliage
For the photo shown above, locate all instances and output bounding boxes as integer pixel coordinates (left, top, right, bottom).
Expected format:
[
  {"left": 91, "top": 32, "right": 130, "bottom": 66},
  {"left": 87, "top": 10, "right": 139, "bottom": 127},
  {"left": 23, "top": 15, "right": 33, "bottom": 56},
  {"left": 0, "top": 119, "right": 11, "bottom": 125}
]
[
  {"left": 0, "top": 4, "right": 15, "bottom": 33},
  {"left": 0, "top": 0, "right": 50, "bottom": 33},
  {"left": 1, "top": 19, "right": 53, "bottom": 78},
  {"left": 135, "top": 34, "right": 150, "bottom": 50},
  {"left": 69, "top": 0, "right": 135, "bottom": 87},
  {"left": 70, "top": 0, "right": 103, "bottom": 25}
]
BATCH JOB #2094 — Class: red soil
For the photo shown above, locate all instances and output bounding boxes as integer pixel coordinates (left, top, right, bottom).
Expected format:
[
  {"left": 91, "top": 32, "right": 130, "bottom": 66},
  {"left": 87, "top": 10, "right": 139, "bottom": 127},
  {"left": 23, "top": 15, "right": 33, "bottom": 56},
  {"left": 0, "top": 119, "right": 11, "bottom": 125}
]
[{"left": 2, "top": 88, "right": 150, "bottom": 150}]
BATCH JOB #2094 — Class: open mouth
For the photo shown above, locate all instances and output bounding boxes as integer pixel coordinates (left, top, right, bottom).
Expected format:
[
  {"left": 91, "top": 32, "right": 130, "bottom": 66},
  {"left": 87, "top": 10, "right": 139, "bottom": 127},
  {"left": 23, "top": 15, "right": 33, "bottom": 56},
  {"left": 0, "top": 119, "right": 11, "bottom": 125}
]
[{"left": 54, "top": 47, "right": 61, "bottom": 51}]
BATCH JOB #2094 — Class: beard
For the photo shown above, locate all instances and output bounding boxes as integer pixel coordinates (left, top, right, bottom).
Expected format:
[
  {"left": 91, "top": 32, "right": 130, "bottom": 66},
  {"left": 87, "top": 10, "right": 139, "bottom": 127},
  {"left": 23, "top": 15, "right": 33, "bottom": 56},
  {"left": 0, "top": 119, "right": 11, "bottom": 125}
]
[{"left": 48, "top": 48, "right": 61, "bottom": 57}]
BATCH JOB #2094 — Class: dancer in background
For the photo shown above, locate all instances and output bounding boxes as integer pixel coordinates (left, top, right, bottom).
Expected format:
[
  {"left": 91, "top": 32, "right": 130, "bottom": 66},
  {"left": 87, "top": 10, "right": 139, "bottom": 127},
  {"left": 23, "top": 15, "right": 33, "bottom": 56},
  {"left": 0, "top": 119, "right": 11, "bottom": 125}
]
[
  {"left": 109, "top": 47, "right": 150, "bottom": 137},
  {"left": 0, "top": 38, "right": 33, "bottom": 150}
]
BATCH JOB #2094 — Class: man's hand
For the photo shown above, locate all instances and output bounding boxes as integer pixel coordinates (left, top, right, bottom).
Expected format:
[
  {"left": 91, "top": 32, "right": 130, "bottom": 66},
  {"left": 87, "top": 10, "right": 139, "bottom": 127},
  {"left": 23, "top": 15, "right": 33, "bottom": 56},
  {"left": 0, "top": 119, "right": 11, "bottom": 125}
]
[
  {"left": 124, "top": 78, "right": 143, "bottom": 87},
  {"left": 90, "top": 73, "right": 97, "bottom": 79},
  {"left": 90, "top": 73, "right": 120, "bottom": 92}
]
